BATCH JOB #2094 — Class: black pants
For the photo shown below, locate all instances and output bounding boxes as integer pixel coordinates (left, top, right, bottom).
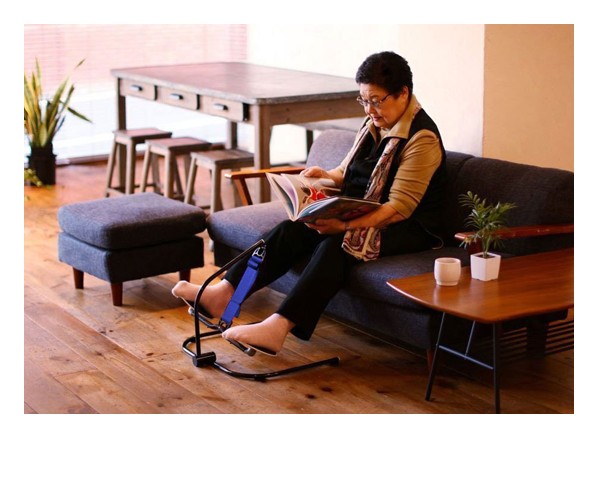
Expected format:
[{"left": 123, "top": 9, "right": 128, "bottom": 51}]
[{"left": 224, "top": 219, "right": 435, "bottom": 340}]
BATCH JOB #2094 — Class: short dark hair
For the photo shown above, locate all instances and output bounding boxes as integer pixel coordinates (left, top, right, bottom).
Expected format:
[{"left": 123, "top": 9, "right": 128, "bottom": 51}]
[{"left": 355, "top": 51, "right": 413, "bottom": 97}]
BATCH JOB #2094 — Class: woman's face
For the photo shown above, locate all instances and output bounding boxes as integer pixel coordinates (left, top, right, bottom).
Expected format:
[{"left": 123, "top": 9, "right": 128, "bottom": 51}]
[{"left": 359, "top": 83, "right": 410, "bottom": 129}]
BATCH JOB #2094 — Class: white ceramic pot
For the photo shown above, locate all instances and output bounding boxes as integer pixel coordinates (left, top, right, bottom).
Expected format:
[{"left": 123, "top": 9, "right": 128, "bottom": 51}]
[{"left": 470, "top": 252, "right": 501, "bottom": 281}]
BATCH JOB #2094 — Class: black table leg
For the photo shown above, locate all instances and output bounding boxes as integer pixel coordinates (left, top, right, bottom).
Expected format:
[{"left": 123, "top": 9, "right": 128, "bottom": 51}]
[
  {"left": 425, "top": 315, "right": 507, "bottom": 413},
  {"left": 425, "top": 313, "right": 447, "bottom": 401},
  {"left": 493, "top": 322, "right": 503, "bottom": 414}
]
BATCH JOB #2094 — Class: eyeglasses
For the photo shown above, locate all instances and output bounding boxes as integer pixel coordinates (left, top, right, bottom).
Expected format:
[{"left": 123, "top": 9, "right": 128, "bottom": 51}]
[{"left": 356, "top": 93, "right": 393, "bottom": 109}]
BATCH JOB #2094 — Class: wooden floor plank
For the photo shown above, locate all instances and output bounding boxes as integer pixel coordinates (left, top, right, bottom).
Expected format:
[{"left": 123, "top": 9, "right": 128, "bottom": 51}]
[
  {"left": 56, "top": 370, "right": 159, "bottom": 414},
  {"left": 197, "top": 343, "right": 358, "bottom": 414},
  {"left": 24, "top": 357, "right": 98, "bottom": 414},
  {"left": 144, "top": 353, "right": 288, "bottom": 414},
  {"left": 25, "top": 315, "right": 95, "bottom": 377},
  {"left": 315, "top": 322, "right": 568, "bottom": 414},
  {"left": 24, "top": 402, "right": 37, "bottom": 414},
  {"left": 25, "top": 297, "right": 222, "bottom": 414}
]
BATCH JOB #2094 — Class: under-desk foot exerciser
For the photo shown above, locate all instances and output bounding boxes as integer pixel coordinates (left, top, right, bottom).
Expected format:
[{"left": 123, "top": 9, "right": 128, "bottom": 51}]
[{"left": 181, "top": 240, "right": 339, "bottom": 381}]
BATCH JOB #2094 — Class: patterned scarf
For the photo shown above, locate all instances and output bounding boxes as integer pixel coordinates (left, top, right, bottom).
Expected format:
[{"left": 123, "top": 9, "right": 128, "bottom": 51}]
[{"left": 341, "top": 127, "right": 402, "bottom": 261}]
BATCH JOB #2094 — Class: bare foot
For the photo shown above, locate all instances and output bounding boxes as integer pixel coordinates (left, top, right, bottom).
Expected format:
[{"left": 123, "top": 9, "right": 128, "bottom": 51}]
[
  {"left": 222, "top": 314, "right": 293, "bottom": 354},
  {"left": 172, "top": 279, "right": 234, "bottom": 318}
]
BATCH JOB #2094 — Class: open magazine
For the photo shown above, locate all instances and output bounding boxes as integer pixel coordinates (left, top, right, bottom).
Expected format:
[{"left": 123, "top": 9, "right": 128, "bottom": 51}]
[{"left": 266, "top": 173, "right": 380, "bottom": 223}]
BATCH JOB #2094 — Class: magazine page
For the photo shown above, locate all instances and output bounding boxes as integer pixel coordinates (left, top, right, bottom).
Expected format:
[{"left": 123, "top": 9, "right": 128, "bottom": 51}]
[
  {"left": 266, "top": 172, "right": 344, "bottom": 221},
  {"left": 265, "top": 173, "right": 296, "bottom": 220},
  {"left": 281, "top": 174, "right": 329, "bottom": 214},
  {"left": 299, "top": 175, "right": 341, "bottom": 197},
  {"left": 297, "top": 196, "right": 380, "bottom": 223}
]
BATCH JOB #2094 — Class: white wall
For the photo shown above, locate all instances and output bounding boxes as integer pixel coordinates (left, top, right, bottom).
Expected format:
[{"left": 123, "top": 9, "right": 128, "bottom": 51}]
[
  {"left": 245, "top": 24, "right": 485, "bottom": 162},
  {"left": 483, "top": 25, "right": 574, "bottom": 171},
  {"left": 394, "top": 25, "right": 485, "bottom": 155}
]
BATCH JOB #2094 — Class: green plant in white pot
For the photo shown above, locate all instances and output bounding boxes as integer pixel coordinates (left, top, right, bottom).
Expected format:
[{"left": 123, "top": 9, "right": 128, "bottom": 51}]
[
  {"left": 24, "top": 59, "right": 91, "bottom": 185},
  {"left": 459, "top": 191, "right": 517, "bottom": 281}
]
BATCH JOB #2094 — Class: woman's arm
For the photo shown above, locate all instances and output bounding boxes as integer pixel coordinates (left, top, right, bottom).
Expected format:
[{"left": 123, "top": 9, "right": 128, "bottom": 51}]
[
  {"left": 386, "top": 131, "right": 443, "bottom": 219},
  {"left": 348, "top": 203, "right": 404, "bottom": 229},
  {"left": 305, "top": 203, "right": 403, "bottom": 235}
]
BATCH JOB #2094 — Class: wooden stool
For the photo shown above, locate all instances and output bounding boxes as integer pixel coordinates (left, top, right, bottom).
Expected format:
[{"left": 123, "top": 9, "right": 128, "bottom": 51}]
[
  {"left": 105, "top": 128, "right": 173, "bottom": 197},
  {"left": 186, "top": 149, "right": 254, "bottom": 212},
  {"left": 140, "top": 137, "right": 212, "bottom": 200}
]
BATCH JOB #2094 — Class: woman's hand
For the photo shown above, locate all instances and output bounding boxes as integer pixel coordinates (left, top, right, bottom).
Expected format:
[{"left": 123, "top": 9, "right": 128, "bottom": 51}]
[
  {"left": 305, "top": 218, "right": 347, "bottom": 235},
  {"left": 300, "top": 166, "right": 332, "bottom": 179}
]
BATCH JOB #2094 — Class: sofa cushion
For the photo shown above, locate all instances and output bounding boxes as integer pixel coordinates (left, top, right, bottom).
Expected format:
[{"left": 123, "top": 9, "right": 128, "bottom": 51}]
[
  {"left": 207, "top": 202, "right": 288, "bottom": 250},
  {"left": 57, "top": 193, "right": 206, "bottom": 250},
  {"left": 345, "top": 247, "right": 471, "bottom": 304}
]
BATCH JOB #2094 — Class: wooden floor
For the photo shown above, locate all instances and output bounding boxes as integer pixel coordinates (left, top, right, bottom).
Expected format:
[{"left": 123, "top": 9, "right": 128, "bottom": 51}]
[{"left": 24, "top": 161, "right": 574, "bottom": 414}]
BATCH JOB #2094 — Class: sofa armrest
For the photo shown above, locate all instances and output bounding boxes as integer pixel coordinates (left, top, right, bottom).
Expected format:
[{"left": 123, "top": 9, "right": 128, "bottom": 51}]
[
  {"left": 455, "top": 223, "right": 574, "bottom": 255},
  {"left": 225, "top": 166, "right": 306, "bottom": 206}
]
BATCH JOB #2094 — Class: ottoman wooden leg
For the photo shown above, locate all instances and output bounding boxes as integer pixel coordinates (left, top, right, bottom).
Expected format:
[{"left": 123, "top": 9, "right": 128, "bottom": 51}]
[
  {"left": 73, "top": 268, "right": 84, "bottom": 289},
  {"left": 110, "top": 283, "right": 123, "bottom": 306},
  {"left": 179, "top": 269, "right": 191, "bottom": 282}
]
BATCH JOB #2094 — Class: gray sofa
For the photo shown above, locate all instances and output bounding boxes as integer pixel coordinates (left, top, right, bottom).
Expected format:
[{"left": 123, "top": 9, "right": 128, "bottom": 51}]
[{"left": 207, "top": 130, "right": 574, "bottom": 358}]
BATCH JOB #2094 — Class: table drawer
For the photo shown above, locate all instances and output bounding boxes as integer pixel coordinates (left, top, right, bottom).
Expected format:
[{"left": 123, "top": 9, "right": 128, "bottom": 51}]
[
  {"left": 202, "top": 96, "right": 247, "bottom": 121},
  {"left": 156, "top": 86, "right": 199, "bottom": 110},
  {"left": 120, "top": 79, "right": 156, "bottom": 100}
]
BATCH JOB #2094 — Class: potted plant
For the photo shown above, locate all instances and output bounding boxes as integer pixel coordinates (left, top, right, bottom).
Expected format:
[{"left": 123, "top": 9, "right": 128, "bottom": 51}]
[
  {"left": 24, "top": 59, "right": 91, "bottom": 185},
  {"left": 459, "top": 191, "right": 517, "bottom": 281}
]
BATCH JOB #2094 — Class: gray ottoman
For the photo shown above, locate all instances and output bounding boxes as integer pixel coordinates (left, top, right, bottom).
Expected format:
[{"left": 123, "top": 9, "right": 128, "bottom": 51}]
[{"left": 57, "top": 193, "right": 206, "bottom": 306}]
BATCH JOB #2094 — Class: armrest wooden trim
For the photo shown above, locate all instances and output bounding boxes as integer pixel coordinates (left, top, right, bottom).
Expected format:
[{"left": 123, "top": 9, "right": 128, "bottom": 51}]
[
  {"left": 225, "top": 166, "right": 306, "bottom": 206},
  {"left": 454, "top": 223, "right": 574, "bottom": 243},
  {"left": 225, "top": 166, "right": 306, "bottom": 181}
]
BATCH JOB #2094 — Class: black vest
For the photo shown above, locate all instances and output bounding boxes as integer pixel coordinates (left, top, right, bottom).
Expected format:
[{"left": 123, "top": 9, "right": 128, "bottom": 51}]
[{"left": 341, "top": 108, "right": 447, "bottom": 242}]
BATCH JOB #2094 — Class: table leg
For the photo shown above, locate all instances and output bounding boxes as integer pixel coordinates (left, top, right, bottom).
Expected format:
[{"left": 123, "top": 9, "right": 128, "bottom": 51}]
[
  {"left": 116, "top": 79, "right": 127, "bottom": 193},
  {"left": 226, "top": 121, "right": 238, "bottom": 149},
  {"left": 252, "top": 105, "right": 272, "bottom": 203},
  {"left": 425, "top": 312, "right": 447, "bottom": 401},
  {"left": 305, "top": 129, "right": 314, "bottom": 160},
  {"left": 493, "top": 322, "right": 503, "bottom": 414}
]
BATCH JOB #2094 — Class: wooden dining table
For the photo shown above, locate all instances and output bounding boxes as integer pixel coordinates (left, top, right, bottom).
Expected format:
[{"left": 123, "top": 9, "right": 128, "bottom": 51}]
[{"left": 111, "top": 62, "right": 364, "bottom": 202}]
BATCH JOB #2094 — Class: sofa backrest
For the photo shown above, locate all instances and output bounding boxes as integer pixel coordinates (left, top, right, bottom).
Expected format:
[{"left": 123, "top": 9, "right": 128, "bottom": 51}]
[
  {"left": 306, "top": 129, "right": 356, "bottom": 170},
  {"left": 441, "top": 156, "right": 574, "bottom": 255},
  {"left": 307, "top": 130, "right": 574, "bottom": 256}
]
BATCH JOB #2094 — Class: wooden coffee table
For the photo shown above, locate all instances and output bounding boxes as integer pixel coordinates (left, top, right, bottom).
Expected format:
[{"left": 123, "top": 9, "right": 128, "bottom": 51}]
[{"left": 387, "top": 248, "right": 574, "bottom": 413}]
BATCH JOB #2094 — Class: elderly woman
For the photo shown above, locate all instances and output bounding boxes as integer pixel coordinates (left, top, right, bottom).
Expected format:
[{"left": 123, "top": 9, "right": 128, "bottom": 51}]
[{"left": 173, "top": 51, "right": 446, "bottom": 355}]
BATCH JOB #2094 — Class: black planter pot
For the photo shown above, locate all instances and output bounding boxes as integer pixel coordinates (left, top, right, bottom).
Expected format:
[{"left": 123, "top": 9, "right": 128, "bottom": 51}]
[{"left": 28, "top": 145, "right": 56, "bottom": 185}]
